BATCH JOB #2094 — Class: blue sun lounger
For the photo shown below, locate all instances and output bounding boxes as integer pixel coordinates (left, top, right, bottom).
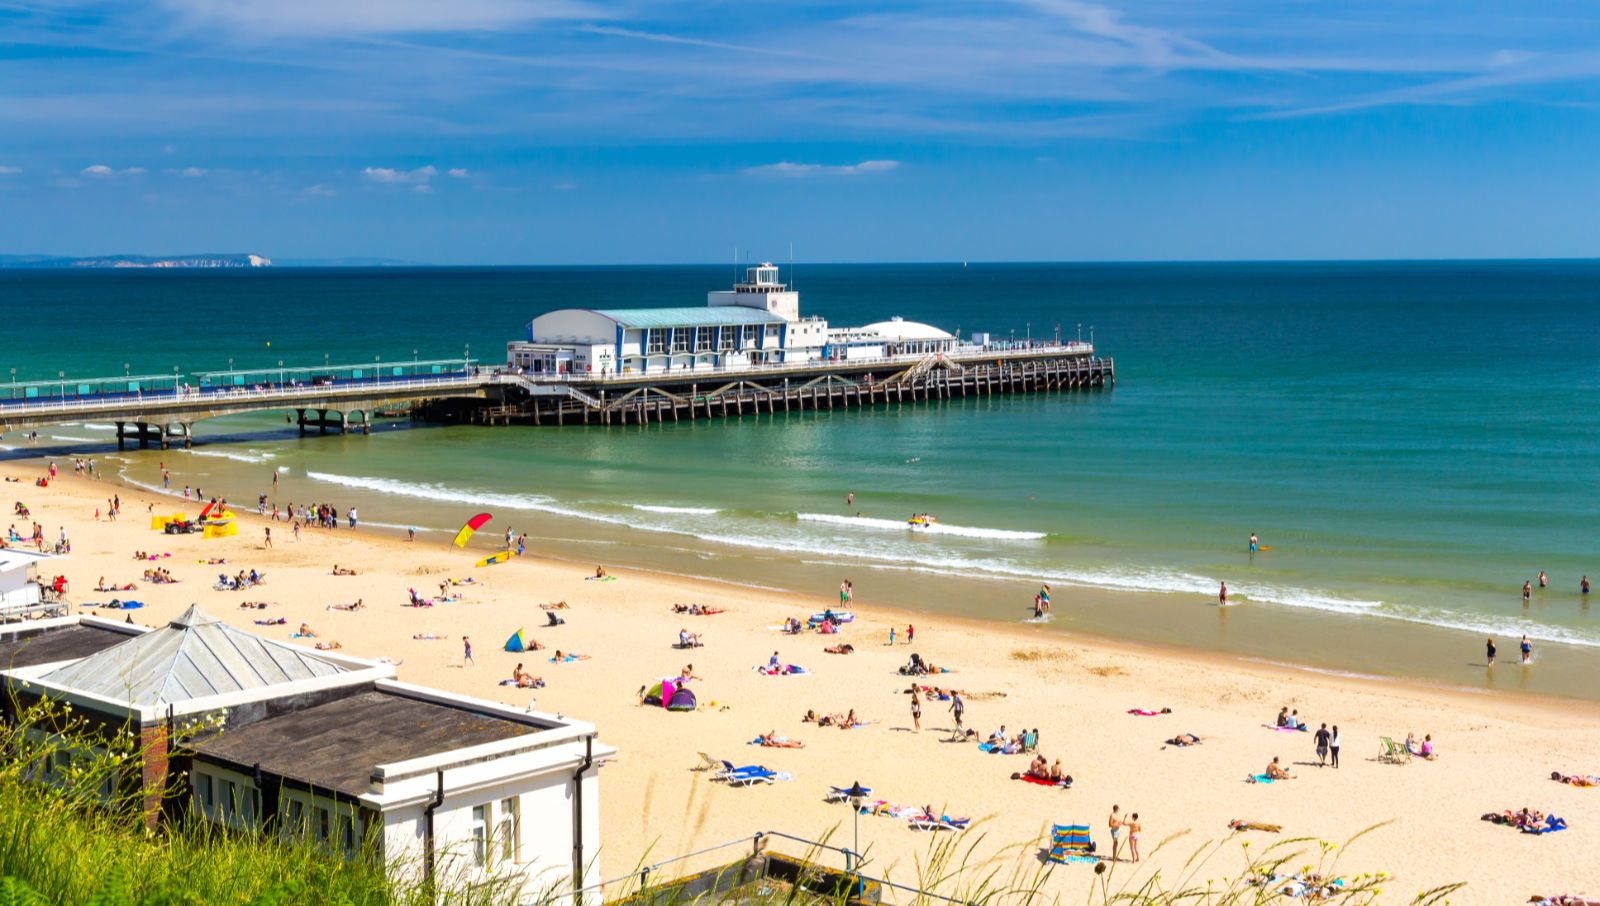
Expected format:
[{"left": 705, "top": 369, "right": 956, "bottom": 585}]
[{"left": 718, "top": 760, "right": 777, "bottom": 786}]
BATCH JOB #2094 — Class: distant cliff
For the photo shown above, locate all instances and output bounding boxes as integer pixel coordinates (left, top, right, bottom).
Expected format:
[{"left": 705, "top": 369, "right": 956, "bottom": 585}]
[{"left": 0, "top": 253, "right": 271, "bottom": 268}]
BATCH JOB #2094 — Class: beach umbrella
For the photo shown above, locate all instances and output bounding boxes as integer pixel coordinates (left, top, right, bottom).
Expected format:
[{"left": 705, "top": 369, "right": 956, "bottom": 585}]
[{"left": 453, "top": 513, "right": 493, "bottom": 548}]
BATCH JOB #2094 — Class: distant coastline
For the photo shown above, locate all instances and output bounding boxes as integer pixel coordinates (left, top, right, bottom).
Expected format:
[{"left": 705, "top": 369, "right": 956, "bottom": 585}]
[{"left": 0, "top": 253, "right": 270, "bottom": 269}]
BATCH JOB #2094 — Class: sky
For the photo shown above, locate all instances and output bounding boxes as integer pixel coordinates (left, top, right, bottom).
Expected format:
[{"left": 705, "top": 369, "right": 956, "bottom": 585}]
[{"left": 3, "top": 1, "right": 1600, "bottom": 263}]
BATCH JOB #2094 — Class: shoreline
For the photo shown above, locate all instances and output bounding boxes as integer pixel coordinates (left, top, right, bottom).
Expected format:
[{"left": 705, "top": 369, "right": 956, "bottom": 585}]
[
  {"left": 50, "top": 427, "right": 1600, "bottom": 704},
  {"left": 6, "top": 456, "right": 1600, "bottom": 900}
]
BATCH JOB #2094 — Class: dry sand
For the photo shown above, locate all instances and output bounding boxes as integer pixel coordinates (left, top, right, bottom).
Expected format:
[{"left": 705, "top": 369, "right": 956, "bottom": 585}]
[{"left": 5, "top": 458, "right": 1598, "bottom": 902}]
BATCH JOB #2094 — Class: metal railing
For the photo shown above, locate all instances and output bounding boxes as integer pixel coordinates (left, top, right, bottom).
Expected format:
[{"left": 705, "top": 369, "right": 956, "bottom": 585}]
[
  {"left": 0, "top": 372, "right": 484, "bottom": 417},
  {"left": 505, "top": 342, "right": 1097, "bottom": 386}
]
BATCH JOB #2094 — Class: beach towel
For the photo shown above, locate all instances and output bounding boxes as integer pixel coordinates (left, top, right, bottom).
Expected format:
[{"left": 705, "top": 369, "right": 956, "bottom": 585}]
[
  {"left": 585, "top": 575, "right": 617, "bottom": 582},
  {"left": 291, "top": 633, "right": 315, "bottom": 639},
  {"left": 1015, "top": 773, "right": 1072, "bottom": 789},
  {"left": 1128, "top": 708, "right": 1170, "bottom": 716},
  {"left": 1246, "top": 774, "right": 1275, "bottom": 784},
  {"left": 550, "top": 654, "right": 587, "bottom": 663},
  {"left": 1262, "top": 723, "right": 1306, "bottom": 732},
  {"left": 1524, "top": 815, "right": 1568, "bottom": 835}
]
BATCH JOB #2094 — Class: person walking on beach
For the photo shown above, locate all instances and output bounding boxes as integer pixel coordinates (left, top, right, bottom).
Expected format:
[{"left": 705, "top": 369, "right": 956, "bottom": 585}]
[
  {"left": 910, "top": 688, "right": 922, "bottom": 732},
  {"left": 292, "top": 520, "right": 301, "bottom": 542},
  {"left": 888, "top": 626, "right": 896, "bottom": 646},
  {"left": 1125, "top": 812, "right": 1142, "bottom": 862},
  {"left": 463, "top": 636, "right": 475, "bottom": 666},
  {"left": 1328, "top": 725, "right": 1342, "bottom": 767},
  {"left": 949, "top": 690, "right": 965, "bottom": 735},
  {"left": 348, "top": 506, "right": 358, "bottom": 529},
  {"left": 1038, "top": 585, "right": 1050, "bottom": 612},
  {"left": 907, "top": 624, "right": 914, "bottom": 644},
  {"left": 408, "top": 526, "right": 416, "bottom": 542},
  {"left": 1107, "top": 805, "right": 1122, "bottom": 862},
  {"left": 1314, "top": 723, "right": 1331, "bottom": 766},
  {"left": 263, "top": 527, "right": 272, "bottom": 549},
  {"left": 1219, "top": 581, "right": 1228, "bottom": 606},
  {"left": 1520, "top": 634, "right": 1532, "bottom": 665},
  {"left": 1486, "top": 636, "right": 1496, "bottom": 666}
]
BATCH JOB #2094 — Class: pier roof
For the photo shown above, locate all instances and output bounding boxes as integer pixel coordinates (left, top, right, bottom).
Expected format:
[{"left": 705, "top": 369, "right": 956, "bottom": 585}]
[{"left": 590, "top": 306, "right": 785, "bottom": 329}]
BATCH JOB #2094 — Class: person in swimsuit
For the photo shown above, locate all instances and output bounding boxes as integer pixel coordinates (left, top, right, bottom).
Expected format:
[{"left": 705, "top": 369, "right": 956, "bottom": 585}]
[
  {"left": 1248, "top": 533, "right": 1258, "bottom": 553},
  {"left": 1539, "top": 570, "right": 1548, "bottom": 588},
  {"left": 1107, "top": 805, "right": 1122, "bottom": 861},
  {"left": 1126, "top": 813, "right": 1142, "bottom": 862},
  {"left": 1520, "top": 635, "right": 1532, "bottom": 664},
  {"left": 1219, "top": 581, "right": 1228, "bottom": 606},
  {"left": 910, "top": 689, "right": 922, "bottom": 732},
  {"left": 1523, "top": 580, "right": 1532, "bottom": 604},
  {"left": 1486, "top": 636, "right": 1496, "bottom": 666},
  {"left": 1038, "top": 585, "right": 1051, "bottom": 611},
  {"left": 1583, "top": 575, "right": 1591, "bottom": 595}
]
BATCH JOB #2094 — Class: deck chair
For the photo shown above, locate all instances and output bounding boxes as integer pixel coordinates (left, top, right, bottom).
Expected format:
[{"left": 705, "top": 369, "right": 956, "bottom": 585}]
[
  {"left": 724, "top": 766, "right": 778, "bottom": 787},
  {"left": 1047, "top": 823, "right": 1097, "bottom": 863},
  {"left": 693, "top": 752, "right": 721, "bottom": 772},
  {"left": 908, "top": 813, "right": 970, "bottom": 831},
  {"left": 1378, "top": 737, "right": 1411, "bottom": 764},
  {"left": 825, "top": 785, "right": 872, "bottom": 803}
]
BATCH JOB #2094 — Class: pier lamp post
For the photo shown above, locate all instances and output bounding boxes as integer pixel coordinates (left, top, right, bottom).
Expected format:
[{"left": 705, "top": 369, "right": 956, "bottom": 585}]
[
  {"left": 278, "top": 360, "right": 285, "bottom": 389},
  {"left": 1026, "top": 322, "right": 1031, "bottom": 346},
  {"left": 845, "top": 781, "right": 868, "bottom": 898},
  {"left": 10, "top": 368, "right": 16, "bottom": 400},
  {"left": 413, "top": 348, "right": 418, "bottom": 379},
  {"left": 58, "top": 371, "right": 64, "bottom": 403},
  {"left": 1077, "top": 323, "right": 1082, "bottom": 344},
  {"left": 464, "top": 343, "right": 471, "bottom": 374}
]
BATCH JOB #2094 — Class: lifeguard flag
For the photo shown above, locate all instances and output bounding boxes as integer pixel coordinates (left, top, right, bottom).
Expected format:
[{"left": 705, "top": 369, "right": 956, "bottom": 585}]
[{"left": 476, "top": 551, "right": 512, "bottom": 568}]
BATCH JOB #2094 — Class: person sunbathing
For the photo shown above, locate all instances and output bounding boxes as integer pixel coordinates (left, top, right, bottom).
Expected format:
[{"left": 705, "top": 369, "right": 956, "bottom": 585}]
[
  {"left": 678, "top": 628, "right": 702, "bottom": 648},
  {"left": 297, "top": 623, "right": 317, "bottom": 638},
  {"left": 1418, "top": 734, "right": 1438, "bottom": 759},
  {"left": 413, "top": 633, "right": 446, "bottom": 640},
  {"left": 1049, "top": 759, "right": 1065, "bottom": 782},
  {"left": 1551, "top": 771, "right": 1600, "bottom": 787},
  {"left": 327, "top": 599, "right": 365, "bottom": 612},
  {"left": 253, "top": 618, "right": 287, "bottom": 626},
  {"left": 1228, "top": 819, "right": 1282, "bottom": 833},
  {"left": 1167, "top": 733, "right": 1203, "bottom": 746},
  {"left": 824, "top": 643, "right": 855, "bottom": 655},
  {"left": 1265, "top": 757, "right": 1293, "bottom": 780},
  {"left": 511, "top": 663, "right": 542, "bottom": 689},
  {"left": 758, "top": 731, "right": 804, "bottom": 748},
  {"left": 314, "top": 640, "right": 342, "bottom": 651},
  {"left": 331, "top": 565, "right": 359, "bottom": 576},
  {"left": 1028, "top": 754, "right": 1047, "bottom": 776},
  {"left": 594, "top": 565, "right": 607, "bottom": 579},
  {"left": 802, "top": 709, "right": 819, "bottom": 723}
]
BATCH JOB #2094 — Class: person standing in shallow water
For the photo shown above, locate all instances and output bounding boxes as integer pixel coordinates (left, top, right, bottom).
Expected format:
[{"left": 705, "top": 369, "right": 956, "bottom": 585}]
[
  {"left": 1539, "top": 570, "right": 1548, "bottom": 588},
  {"left": 1486, "top": 636, "right": 1496, "bottom": 667},
  {"left": 1219, "top": 581, "right": 1228, "bottom": 606},
  {"left": 1523, "top": 581, "right": 1532, "bottom": 605},
  {"left": 1520, "top": 635, "right": 1532, "bottom": 665},
  {"left": 1582, "top": 575, "right": 1590, "bottom": 596}
]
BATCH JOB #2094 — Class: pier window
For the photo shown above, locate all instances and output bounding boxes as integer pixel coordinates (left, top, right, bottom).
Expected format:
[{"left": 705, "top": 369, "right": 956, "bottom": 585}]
[
  {"left": 695, "top": 326, "right": 715, "bottom": 351},
  {"left": 471, "top": 804, "right": 488, "bottom": 867},
  {"left": 718, "top": 326, "right": 736, "bottom": 350},
  {"left": 645, "top": 329, "right": 666, "bottom": 354},
  {"left": 671, "top": 328, "right": 689, "bottom": 353}
]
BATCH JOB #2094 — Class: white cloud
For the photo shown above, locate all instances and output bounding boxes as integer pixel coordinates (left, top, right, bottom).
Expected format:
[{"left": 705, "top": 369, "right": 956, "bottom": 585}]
[
  {"left": 0, "top": 166, "right": 19, "bottom": 175},
  {"left": 159, "top": 0, "right": 596, "bottom": 37},
  {"left": 743, "top": 160, "right": 900, "bottom": 178},
  {"left": 363, "top": 164, "right": 438, "bottom": 184},
  {"left": 180, "top": 166, "right": 208, "bottom": 177},
  {"left": 81, "top": 164, "right": 114, "bottom": 177},
  {"left": 298, "top": 183, "right": 336, "bottom": 199},
  {"left": 447, "top": 168, "right": 468, "bottom": 178},
  {"left": 124, "top": 167, "right": 147, "bottom": 175},
  {"left": 412, "top": 183, "right": 434, "bottom": 193}
]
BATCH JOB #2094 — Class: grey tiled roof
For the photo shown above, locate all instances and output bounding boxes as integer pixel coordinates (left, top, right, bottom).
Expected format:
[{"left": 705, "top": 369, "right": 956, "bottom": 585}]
[{"left": 39, "top": 605, "right": 349, "bottom": 707}]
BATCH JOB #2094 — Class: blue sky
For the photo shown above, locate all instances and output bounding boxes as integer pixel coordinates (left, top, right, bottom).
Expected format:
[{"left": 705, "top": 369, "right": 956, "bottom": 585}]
[{"left": 3, "top": 1, "right": 1600, "bottom": 263}]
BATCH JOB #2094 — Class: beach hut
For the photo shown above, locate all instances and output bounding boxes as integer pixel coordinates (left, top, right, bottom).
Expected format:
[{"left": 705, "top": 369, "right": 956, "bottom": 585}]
[{"left": 504, "top": 629, "right": 530, "bottom": 652}]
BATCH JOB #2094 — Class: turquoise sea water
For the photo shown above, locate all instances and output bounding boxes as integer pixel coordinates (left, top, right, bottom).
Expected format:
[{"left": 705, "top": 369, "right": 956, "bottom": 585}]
[{"left": 4, "top": 262, "right": 1600, "bottom": 670}]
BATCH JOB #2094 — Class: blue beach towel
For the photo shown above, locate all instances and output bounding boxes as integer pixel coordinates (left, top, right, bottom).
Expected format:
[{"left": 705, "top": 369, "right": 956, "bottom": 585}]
[{"left": 1247, "top": 773, "right": 1275, "bottom": 784}]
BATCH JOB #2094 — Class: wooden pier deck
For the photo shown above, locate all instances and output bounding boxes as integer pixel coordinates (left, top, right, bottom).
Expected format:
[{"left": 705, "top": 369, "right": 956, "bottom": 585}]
[{"left": 445, "top": 350, "right": 1113, "bottom": 427}]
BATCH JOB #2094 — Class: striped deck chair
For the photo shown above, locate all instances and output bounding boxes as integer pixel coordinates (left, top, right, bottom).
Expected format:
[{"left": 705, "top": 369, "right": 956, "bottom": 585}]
[
  {"left": 1048, "top": 823, "right": 1097, "bottom": 863},
  {"left": 1378, "top": 737, "right": 1411, "bottom": 764}
]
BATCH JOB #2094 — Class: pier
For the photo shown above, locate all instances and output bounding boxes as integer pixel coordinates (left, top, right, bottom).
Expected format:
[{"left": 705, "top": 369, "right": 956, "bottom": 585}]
[
  {"left": 2, "top": 348, "right": 1111, "bottom": 446},
  {"left": 450, "top": 345, "right": 1113, "bottom": 426}
]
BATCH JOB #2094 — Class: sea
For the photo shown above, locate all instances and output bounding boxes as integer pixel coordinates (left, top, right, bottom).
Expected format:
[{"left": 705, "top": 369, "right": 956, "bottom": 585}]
[{"left": 4, "top": 262, "right": 1599, "bottom": 696}]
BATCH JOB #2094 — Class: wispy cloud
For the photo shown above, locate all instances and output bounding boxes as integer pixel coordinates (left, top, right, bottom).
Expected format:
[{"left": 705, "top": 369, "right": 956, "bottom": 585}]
[
  {"left": 179, "top": 166, "right": 207, "bottom": 177},
  {"left": 0, "top": 166, "right": 20, "bottom": 175},
  {"left": 744, "top": 160, "right": 900, "bottom": 178},
  {"left": 447, "top": 168, "right": 468, "bottom": 178},
  {"left": 158, "top": 0, "right": 599, "bottom": 37},
  {"left": 363, "top": 164, "right": 438, "bottom": 184}
]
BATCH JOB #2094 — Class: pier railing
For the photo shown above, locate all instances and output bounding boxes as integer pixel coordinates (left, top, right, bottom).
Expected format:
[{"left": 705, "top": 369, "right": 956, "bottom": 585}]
[
  {"left": 0, "top": 372, "right": 483, "bottom": 418},
  {"left": 505, "top": 341, "right": 1095, "bottom": 387}
]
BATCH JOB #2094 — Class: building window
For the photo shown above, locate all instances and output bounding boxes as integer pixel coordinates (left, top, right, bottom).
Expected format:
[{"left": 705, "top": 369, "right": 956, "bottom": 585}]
[
  {"left": 718, "top": 326, "right": 735, "bottom": 351},
  {"left": 221, "top": 779, "right": 236, "bottom": 823},
  {"left": 284, "top": 799, "right": 304, "bottom": 841},
  {"left": 339, "top": 814, "right": 356, "bottom": 856},
  {"left": 695, "top": 326, "right": 714, "bottom": 351},
  {"left": 671, "top": 328, "right": 689, "bottom": 353},
  {"left": 316, "top": 806, "right": 331, "bottom": 845},
  {"left": 497, "top": 797, "right": 519, "bottom": 864},
  {"left": 196, "top": 772, "right": 214, "bottom": 815},
  {"left": 471, "top": 804, "right": 488, "bottom": 867},
  {"left": 646, "top": 329, "right": 666, "bottom": 354}
]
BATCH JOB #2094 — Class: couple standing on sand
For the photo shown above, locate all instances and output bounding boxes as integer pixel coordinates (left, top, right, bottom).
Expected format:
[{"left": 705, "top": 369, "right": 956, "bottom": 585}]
[{"left": 1107, "top": 805, "right": 1141, "bottom": 862}]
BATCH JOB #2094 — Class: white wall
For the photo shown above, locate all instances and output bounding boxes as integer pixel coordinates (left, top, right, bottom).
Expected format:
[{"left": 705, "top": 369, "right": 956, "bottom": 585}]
[{"left": 527, "top": 311, "right": 619, "bottom": 346}]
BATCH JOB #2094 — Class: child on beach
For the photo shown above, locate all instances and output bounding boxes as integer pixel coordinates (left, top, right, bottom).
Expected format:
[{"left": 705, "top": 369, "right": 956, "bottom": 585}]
[{"left": 463, "top": 636, "right": 474, "bottom": 665}]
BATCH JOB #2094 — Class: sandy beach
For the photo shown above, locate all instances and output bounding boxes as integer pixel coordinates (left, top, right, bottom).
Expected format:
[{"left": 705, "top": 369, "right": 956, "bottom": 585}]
[{"left": 6, "top": 457, "right": 1598, "bottom": 902}]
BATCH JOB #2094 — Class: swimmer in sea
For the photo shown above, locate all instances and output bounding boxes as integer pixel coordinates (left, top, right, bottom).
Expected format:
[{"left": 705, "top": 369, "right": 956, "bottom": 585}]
[
  {"left": 1248, "top": 533, "right": 1258, "bottom": 554},
  {"left": 1523, "top": 580, "right": 1532, "bottom": 605}
]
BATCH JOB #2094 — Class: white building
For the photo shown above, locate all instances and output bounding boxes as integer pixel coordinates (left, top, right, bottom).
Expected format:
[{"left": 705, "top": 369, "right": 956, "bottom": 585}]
[
  {"left": 0, "top": 550, "right": 67, "bottom": 621},
  {"left": 824, "top": 317, "right": 959, "bottom": 361},
  {"left": 1, "top": 607, "right": 614, "bottom": 903},
  {"left": 509, "top": 264, "right": 829, "bottom": 376}
]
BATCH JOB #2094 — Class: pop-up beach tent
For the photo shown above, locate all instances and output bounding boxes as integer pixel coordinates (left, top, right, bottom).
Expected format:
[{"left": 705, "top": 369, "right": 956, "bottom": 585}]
[
  {"left": 642, "top": 678, "right": 697, "bottom": 711},
  {"left": 504, "top": 629, "right": 530, "bottom": 652}
]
